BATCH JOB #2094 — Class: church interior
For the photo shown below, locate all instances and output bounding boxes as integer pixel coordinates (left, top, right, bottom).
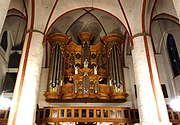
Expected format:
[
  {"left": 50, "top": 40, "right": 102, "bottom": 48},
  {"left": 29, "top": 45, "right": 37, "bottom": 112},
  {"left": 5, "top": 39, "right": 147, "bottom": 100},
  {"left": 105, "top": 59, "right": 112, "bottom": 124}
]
[{"left": 0, "top": 0, "right": 180, "bottom": 125}]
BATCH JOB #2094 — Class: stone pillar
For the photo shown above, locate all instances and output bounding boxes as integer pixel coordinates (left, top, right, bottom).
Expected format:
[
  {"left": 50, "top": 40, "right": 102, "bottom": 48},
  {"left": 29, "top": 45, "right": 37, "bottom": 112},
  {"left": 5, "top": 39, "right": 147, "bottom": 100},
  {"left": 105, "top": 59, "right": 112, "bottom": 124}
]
[
  {"left": 0, "top": 0, "right": 11, "bottom": 33},
  {"left": 132, "top": 34, "right": 171, "bottom": 124},
  {"left": 145, "top": 35, "right": 170, "bottom": 124},
  {"left": 8, "top": 31, "right": 44, "bottom": 125},
  {"left": 132, "top": 35, "right": 159, "bottom": 124}
]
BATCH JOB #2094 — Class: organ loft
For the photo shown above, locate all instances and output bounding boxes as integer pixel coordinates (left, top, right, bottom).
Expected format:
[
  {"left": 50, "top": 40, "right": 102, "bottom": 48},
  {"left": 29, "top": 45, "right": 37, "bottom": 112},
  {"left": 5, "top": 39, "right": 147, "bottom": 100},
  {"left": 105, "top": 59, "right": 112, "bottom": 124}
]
[{"left": 44, "top": 32, "right": 128, "bottom": 102}]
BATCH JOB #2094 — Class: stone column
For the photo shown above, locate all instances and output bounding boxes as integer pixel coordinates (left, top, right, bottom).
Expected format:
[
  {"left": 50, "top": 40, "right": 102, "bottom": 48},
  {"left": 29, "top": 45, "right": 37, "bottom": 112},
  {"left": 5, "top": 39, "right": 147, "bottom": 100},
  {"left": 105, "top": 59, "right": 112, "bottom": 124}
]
[
  {"left": 0, "top": 0, "right": 11, "bottom": 33},
  {"left": 146, "top": 35, "right": 170, "bottom": 124},
  {"left": 8, "top": 31, "right": 44, "bottom": 125},
  {"left": 132, "top": 34, "right": 159, "bottom": 124},
  {"left": 132, "top": 34, "right": 171, "bottom": 125}
]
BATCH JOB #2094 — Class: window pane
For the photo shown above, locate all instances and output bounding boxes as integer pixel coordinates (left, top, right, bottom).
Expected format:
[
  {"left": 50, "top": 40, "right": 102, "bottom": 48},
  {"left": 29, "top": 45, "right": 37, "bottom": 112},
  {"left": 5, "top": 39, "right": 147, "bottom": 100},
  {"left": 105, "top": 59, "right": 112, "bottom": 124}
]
[
  {"left": 40, "top": 111, "right": 44, "bottom": 118},
  {"left": 130, "top": 111, "right": 134, "bottom": 119},
  {"left": 82, "top": 109, "right": 86, "bottom": 117},
  {"left": 167, "top": 34, "right": 180, "bottom": 77},
  {"left": 89, "top": 109, "right": 94, "bottom": 117},
  {"left": 45, "top": 109, "right": 50, "bottom": 118},
  {"left": 96, "top": 109, "right": 101, "bottom": 118},
  {"left": 74, "top": 109, "right": 79, "bottom": 117},
  {"left": 110, "top": 110, "right": 116, "bottom": 118},
  {"left": 3, "top": 73, "right": 17, "bottom": 92},
  {"left": 52, "top": 110, "right": 58, "bottom": 118},
  {"left": 134, "top": 85, "right": 137, "bottom": 98},
  {"left": 117, "top": 110, "right": 122, "bottom": 118},
  {"left": 59, "top": 109, "right": 64, "bottom": 118},
  {"left": 161, "top": 84, "right": 168, "bottom": 98},
  {"left": 8, "top": 52, "right": 21, "bottom": 68},
  {"left": 103, "top": 109, "right": 108, "bottom": 118},
  {"left": 67, "top": 109, "right": 72, "bottom": 117},
  {"left": 124, "top": 110, "right": 129, "bottom": 118}
]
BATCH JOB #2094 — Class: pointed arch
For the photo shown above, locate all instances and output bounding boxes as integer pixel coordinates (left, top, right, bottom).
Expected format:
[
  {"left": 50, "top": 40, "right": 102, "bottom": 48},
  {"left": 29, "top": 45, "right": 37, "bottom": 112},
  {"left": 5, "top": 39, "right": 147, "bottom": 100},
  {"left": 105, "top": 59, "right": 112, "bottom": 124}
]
[{"left": 167, "top": 34, "right": 180, "bottom": 77}]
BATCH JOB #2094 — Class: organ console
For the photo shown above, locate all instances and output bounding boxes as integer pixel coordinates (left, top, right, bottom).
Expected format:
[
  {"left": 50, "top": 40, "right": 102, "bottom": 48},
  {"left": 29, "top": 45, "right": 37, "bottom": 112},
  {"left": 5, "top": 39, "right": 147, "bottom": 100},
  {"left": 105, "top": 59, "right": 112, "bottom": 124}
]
[{"left": 44, "top": 32, "right": 128, "bottom": 102}]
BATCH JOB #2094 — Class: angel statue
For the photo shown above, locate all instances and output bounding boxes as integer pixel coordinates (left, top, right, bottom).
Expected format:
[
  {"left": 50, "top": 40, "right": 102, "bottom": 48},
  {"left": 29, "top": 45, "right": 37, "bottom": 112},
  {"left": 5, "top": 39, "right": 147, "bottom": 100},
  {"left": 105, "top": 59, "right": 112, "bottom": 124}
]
[
  {"left": 84, "top": 59, "right": 89, "bottom": 68},
  {"left": 74, "top": 65, "right": 78, "bottom": 74},
  {"left": 94, "top": 65, "right": 98, "bottom": 74}
]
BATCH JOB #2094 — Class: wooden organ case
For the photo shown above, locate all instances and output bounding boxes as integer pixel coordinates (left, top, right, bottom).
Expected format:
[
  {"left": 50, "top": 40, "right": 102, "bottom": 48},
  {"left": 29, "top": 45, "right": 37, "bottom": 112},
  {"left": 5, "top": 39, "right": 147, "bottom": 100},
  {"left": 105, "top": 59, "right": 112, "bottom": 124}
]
[{"left": 44, "top": 32, "right": 128, "bottom": 102}]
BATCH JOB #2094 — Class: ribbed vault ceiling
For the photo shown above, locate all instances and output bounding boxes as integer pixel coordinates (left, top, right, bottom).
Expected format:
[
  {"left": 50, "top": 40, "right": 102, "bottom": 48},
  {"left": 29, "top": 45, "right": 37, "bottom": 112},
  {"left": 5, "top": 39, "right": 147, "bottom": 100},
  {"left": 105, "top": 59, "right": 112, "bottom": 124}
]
[
  {"left": 48, "top": 8, "right": 126, "bottom": 44},
  {"left": 5, "top": 0, "right": 180, "bottom": 54}
]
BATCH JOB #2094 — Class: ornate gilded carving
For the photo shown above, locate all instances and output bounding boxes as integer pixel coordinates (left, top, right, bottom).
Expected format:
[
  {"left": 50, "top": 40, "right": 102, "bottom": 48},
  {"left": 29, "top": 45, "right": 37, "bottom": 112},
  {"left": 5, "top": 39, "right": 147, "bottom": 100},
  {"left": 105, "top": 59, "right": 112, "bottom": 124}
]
[{"left": 44, "top": 32, "right": 128, "bottom": 102}]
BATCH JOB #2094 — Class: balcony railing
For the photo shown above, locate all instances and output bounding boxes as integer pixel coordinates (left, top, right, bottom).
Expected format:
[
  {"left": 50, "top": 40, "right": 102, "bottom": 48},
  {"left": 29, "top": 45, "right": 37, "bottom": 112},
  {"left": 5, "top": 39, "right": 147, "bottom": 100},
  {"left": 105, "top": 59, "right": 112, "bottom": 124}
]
[
  {"left": 35, "top": 107, "right": 139, "bottom": 124},
  {"left": 0, "top": 109, "right": 9, "bottom": 124},
  {"left": 0, "top": 107, "right": 179, "bottom": 124}
]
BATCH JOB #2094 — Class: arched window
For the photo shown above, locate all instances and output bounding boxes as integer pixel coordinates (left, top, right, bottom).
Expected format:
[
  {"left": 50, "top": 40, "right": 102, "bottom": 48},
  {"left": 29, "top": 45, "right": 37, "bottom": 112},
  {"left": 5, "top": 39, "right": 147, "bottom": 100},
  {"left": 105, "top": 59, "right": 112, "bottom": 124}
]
[
  {"left": 167, "top": 34, "right": 180, "bottom": 77},
  {"left": 0, "top": 31, "right": 8, "bottom": 52}
]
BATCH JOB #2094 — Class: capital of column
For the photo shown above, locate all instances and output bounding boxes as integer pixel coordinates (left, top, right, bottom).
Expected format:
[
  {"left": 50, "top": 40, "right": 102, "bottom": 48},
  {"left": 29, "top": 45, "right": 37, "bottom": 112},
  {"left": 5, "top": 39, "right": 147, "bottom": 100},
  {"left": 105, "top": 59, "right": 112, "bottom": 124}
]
[
  {"left": 130, "top": 32, "right": 151, "bottom": 50},
  {"left": 132, "top": 32, "right": 151, "bottom": 39}
]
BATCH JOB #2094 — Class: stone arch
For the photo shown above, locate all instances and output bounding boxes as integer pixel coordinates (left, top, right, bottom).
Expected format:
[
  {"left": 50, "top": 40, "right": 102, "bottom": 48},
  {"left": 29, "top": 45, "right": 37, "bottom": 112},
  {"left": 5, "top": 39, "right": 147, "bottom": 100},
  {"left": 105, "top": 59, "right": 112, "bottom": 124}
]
[{"left": 44, "top": 7, "right": 131, "bottom": 67}]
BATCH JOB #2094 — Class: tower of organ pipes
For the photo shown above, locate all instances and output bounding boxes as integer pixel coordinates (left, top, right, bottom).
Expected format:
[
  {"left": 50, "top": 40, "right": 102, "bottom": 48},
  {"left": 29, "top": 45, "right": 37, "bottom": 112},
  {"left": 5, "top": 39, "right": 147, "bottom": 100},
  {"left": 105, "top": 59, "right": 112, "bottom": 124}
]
[
  {"left": 44, "top": 33, "right": 71, "bottom": 99},
  {"left": 44, "top": 32, "right": 128, "bottom": 102},
  {"left": 78, "top": 32, "right": 94, "bottom": 94},
  {"left": 102, "top": 34, "right": 125, "bottom": 93}
]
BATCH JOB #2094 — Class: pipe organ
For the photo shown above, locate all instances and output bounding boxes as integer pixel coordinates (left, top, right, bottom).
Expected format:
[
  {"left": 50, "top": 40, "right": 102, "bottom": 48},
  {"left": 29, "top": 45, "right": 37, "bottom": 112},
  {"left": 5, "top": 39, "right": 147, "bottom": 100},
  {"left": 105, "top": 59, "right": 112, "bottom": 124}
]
[{"left": 44, "top": 32, "right": 128, "bottom": 102}]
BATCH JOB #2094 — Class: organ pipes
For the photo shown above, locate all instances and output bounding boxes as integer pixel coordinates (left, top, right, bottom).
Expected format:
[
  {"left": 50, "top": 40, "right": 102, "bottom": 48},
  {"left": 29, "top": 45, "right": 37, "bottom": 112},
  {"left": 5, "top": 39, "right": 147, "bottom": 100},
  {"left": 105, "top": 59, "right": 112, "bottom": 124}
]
[
  {"left": 111, "top": 46, "right": 116, "bottom": 85},
  {"left": 59, "top": 47, "right": 64, "bottom": 86},
  {"left": 44, "top": 33, "right": 128, "bottom": 102},
  {"left": 49, "top": 43, "right": 64, "bottom": 92},
  {"left": 82, "top": 42, "right": 90, "bottom": 64},
  {"left": 49, "top": 47, "right": 55, "bottom": 89},
  {"left": 117, "top": 46, "right": 122, "bottom": 85},
  {"left": 109, "top": 43, "right": 122, "bottom": 91},
  {"left": 108, "top": 50, "right": 113, "bottom": 78}
]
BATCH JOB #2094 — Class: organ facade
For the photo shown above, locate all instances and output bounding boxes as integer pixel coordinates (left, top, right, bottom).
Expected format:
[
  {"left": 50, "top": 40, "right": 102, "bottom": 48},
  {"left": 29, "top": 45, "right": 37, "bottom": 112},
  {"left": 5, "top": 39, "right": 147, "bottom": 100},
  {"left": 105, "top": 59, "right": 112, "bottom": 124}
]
[{"left": 44, "top": 32, "right": 128, "bottom": 102}]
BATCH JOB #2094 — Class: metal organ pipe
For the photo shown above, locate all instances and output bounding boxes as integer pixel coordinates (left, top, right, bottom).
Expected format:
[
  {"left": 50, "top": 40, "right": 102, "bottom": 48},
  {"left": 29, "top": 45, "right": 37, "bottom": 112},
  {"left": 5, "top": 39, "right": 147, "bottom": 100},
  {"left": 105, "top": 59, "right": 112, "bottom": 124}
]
[
  {"left": 117, "top": 46, "right": 122, "bottom": 86},
  {"left": 109, "top": 44, "right": 122, "bottom": 90},
  {"left": 70, "top": 53, "right": 75, "bottom": 67},
  {"left": 112, "top": 45, "right": 117, "bottom": 85},
  {"left": 98, "top": 53, "right": 102, "bottom": 68},
  {"left": 49, "top": 46, "right": 56, "bottom": 90},
  {"left": 108, "top": 53, "right": 113, "bottom": 86},
  {"left": 103, "top": 34, "right": 125, "bottom": 93},
  {"left": 74, "top": 81, "right": 78, "bottom": 93},
  {"left": 46, "top": 33, "right": 71, "bottom": 97},
  {"left": 49, "top": 43, "right": 64, "bottom": 91},
  {"left": 108, "top": 52, "right": 112, "bottom": 79},
  {"left": 57, "top": 46, "right": 61, "bottom": 81},
  {"left": 55, "top": 45, "right": 60, "bottom": 85},
  {"left": 114, "top": 45, "right": 120, "bottom": 88},
  {"left": 83, "top": 42, "right": 89, "bottom": 61},
  {"left": 52, "top": 44, "right": 58, "bottom": 89},
  {"left": 52, "top": 45, "right": 57, "bottom": 89},
  {"left": 110, "top": 51, "right": 114, "bottom": 83},
  {"left": 59, "top": 47, "right": 64, "bottom": 86},
  {"left": 94, "top": 81, "right": 98, "bottom": 93}
]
